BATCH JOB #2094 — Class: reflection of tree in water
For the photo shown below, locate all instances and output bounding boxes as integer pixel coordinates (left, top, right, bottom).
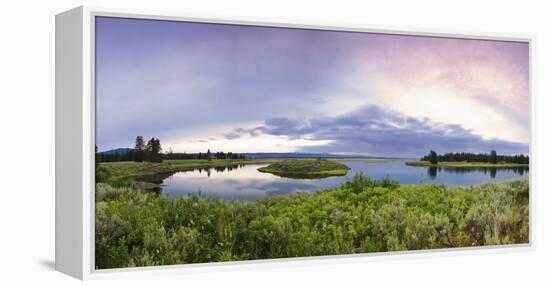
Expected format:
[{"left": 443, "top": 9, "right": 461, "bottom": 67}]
[
  {"left": 132, "top": 163, "right": 253, "bottom": 196},
  {"left": 426, "top": 166, "right": 528, "bottom": 179},
  {"left": 180, "top": 164, "right": 248, "bottom": 178},
  {"left": 427, "top": 167, "right": 438, "bottom": 178}
]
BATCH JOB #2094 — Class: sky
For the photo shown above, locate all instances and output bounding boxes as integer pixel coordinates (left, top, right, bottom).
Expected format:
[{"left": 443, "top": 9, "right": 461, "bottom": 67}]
[{"left": 95, "top": 16, "right": 529, "bottom": 157}]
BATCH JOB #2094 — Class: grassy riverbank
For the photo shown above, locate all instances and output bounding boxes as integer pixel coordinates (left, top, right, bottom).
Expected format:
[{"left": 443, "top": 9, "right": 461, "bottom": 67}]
[
  {"left": 95, "top": 175, "right": 529, "bottom": 269},
  {"left": 405, "top": 160, "right": 529, "bottom": 168},
  {"left": 258, "top": 159, "right": 350, "bottom": 178}
]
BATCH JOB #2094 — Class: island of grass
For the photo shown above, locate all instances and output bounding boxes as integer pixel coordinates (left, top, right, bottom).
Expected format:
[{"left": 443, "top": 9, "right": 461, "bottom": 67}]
[
  {"left": 405, "top": 160, "right": 529, "bottom": 168},
  {"left": 257, "top": 158, "right": 350, "bottom": 178}
]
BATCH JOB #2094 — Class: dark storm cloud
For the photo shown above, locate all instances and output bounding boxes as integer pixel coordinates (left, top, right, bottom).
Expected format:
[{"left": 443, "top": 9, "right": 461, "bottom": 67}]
[
  {"left": 230, "top": 105, "right": 528, "bottom": 157},
  {"left": 224, "top": 133, "right": 241, "bottom": 140},
  {"left": 252, "top": 118, "right": 319, "bottom": 139}
]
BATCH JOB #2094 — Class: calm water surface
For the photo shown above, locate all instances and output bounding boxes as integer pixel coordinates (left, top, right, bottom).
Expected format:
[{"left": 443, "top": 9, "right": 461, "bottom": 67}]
[{"left": 160, "top": 159, "right": 528, "bottom": 200}]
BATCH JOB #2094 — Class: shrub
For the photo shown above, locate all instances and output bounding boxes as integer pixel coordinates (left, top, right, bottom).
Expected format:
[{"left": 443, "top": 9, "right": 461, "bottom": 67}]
[{"left": 95, "top": 174, "right": 529, "bottom": 269}]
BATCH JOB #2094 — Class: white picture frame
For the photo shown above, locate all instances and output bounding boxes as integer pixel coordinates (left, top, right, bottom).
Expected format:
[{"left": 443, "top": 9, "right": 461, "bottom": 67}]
[{"left": 55, "top": 5, "right": 533, "bottom": 280}]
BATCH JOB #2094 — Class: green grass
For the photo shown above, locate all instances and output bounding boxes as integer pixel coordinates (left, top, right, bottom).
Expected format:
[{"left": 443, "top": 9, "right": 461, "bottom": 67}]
[
  {"left": 101, "top": 159, "right": 250, "bottom": 179},
  {"left": 258, "top": 159, "right": 350, "bottom": 178},
  {"left": 95, "top": 175, "right": 529, "bottom": 269},
  {"left": 405, "top": 160, "right": 529, "bottom": 168}
]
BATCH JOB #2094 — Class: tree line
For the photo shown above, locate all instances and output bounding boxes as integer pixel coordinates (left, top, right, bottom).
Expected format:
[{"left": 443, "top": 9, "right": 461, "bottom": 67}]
[
  {"left": 422, "top": 150, "right": 529, "bottom": 164},
  {"left": 97, "top": 136, "right": 246, "bottom": 163},
  {"left": 166, "top": 150, "right": 245, "bottom": 160}
]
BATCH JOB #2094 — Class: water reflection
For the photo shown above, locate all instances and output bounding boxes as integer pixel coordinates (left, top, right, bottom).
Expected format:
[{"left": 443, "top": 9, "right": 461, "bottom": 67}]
[
  {"left": 428, "top": 167, "right": 437, "bottom": 178},
  {"left": 426, "top": 166, "right": 528, "bottom": 179},
  {"left": 148, "top": 160, "right": 528, "bottom": 200},
  {"left": 187, "top": 164, "right": 247, "bottom": 177}
]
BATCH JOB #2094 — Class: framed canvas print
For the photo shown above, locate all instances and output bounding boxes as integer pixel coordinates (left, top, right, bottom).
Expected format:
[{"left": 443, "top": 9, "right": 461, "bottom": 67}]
[{"left": 55, "top": 6, "right": 532, "bottom": 280}]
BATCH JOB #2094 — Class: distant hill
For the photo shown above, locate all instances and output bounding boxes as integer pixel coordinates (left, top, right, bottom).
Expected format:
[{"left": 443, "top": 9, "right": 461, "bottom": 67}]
[
  {"left": 243, "top": 152, "right": 390, "bottom": 159},
  {"left": 98, "top": 148, "right": 132, "bottom": 155}
]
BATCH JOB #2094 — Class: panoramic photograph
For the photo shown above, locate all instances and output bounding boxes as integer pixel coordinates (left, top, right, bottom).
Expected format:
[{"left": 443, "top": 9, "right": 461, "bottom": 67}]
[{"left": 94, "top": 16, "right": 530, "bottom": 269}]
